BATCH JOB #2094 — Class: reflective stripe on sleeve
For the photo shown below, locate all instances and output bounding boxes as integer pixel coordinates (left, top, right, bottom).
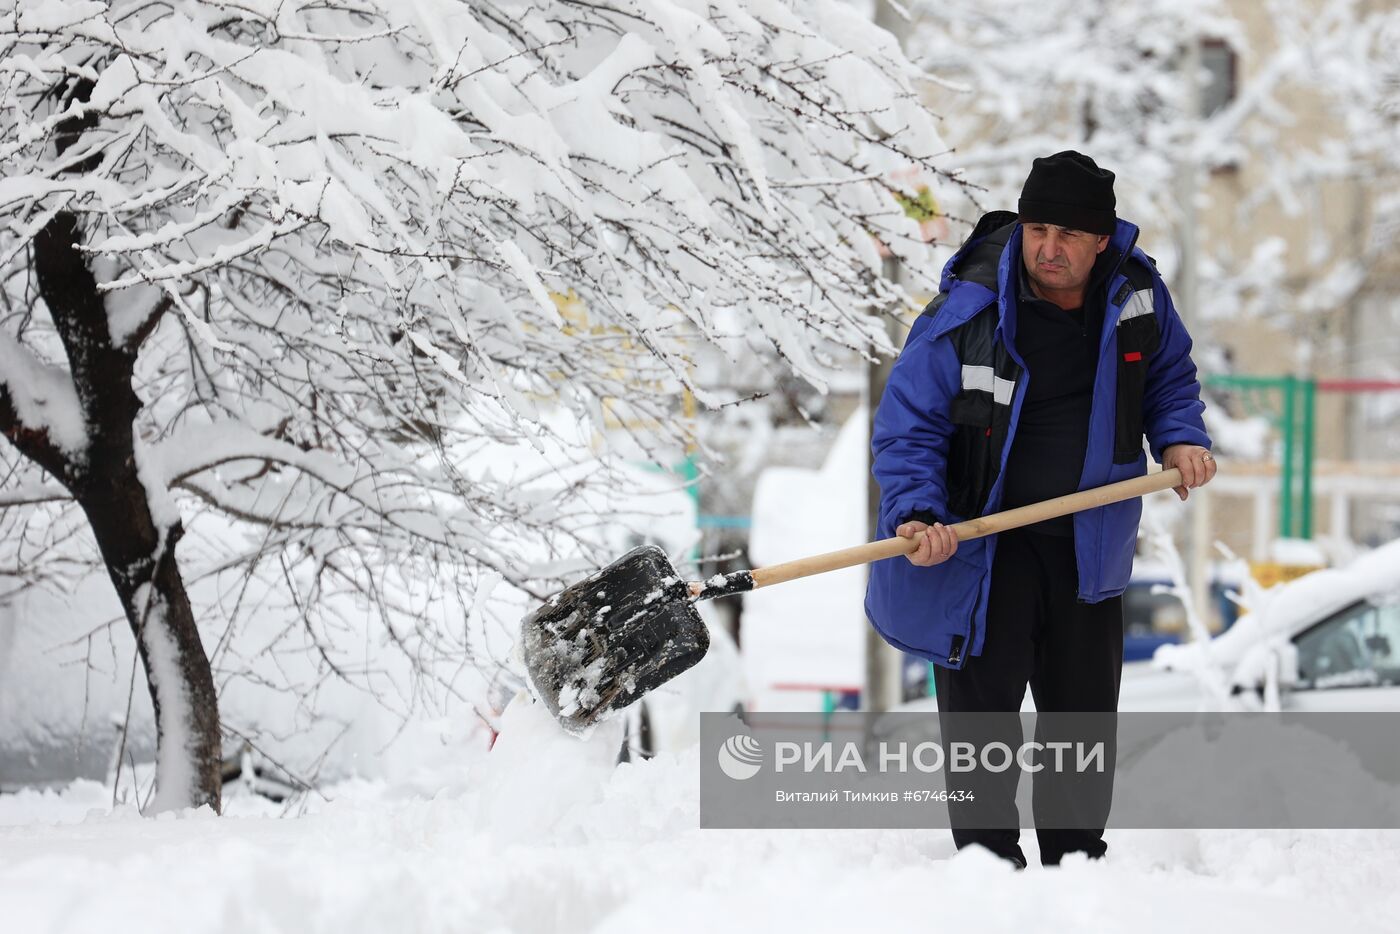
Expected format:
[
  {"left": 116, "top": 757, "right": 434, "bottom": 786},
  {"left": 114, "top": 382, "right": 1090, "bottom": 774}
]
[{"left": 1116, "top": 289, "right": 1154, "bottom": 324}]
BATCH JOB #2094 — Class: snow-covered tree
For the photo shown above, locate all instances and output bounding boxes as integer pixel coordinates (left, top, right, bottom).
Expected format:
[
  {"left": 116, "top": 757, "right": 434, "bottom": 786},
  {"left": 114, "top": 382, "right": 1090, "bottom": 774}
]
[
  {"left": 902, "top": 0, "right": 1399, "bottom": 337},
  {"left": 0, "top": 0, "right": 960, "bottom": 809},
  {"left": 897, "top": 0, "right": 1228, "bottom": 236}
]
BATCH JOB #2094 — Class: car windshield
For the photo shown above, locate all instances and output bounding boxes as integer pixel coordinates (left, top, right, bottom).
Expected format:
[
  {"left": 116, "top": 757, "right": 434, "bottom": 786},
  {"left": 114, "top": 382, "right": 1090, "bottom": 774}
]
[{"left": 1294, "top": 598, "right": 1400, "bottom": 690}]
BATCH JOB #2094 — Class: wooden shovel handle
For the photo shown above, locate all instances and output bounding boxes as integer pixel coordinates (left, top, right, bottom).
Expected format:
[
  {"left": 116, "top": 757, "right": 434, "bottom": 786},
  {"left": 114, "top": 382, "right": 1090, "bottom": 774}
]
[{"left": 748, "top": 468, "right": 1185, "bottom": 591}]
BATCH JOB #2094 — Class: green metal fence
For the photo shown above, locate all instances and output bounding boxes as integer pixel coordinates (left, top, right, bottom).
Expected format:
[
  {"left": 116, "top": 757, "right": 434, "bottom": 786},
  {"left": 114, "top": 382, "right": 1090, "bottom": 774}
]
[{"left": 1204, "top": 374, "right": 1315, "bottom": 539}]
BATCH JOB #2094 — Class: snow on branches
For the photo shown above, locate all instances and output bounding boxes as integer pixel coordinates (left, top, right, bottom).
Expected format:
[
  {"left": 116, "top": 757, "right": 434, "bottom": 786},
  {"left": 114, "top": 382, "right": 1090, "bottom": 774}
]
[
  {"left": 0, "top": 0, "right": 958, "bottom": 764},
  {"left": 903, "top": 0, "right": 1400, "bottom": 325}
]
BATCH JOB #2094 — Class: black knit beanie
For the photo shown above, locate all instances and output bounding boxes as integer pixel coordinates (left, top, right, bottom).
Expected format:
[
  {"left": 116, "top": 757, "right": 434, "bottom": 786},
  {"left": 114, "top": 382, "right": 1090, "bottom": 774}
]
[{"left": 1018, "top": 151, "right": 1117, "bottom": 235}]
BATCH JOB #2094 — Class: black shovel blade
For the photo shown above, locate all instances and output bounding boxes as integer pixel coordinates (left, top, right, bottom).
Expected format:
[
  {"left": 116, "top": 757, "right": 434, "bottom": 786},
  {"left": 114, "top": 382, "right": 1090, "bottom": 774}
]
[{"left": 520, "top": 545, "right": 710, "bottom": 735}]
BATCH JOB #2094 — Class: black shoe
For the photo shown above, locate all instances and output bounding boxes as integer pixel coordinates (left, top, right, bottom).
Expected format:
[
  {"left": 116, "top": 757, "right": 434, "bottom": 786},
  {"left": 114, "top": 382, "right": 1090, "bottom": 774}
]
[
  {"left": 965, "top": 843, "right": 1028, "bottom": 870},
  {"left": 957, "top": 834, "right": 1029, "bottom": 871},
  {"left": 1041, "top": 848, "right": 1106, "bottom": 867}
]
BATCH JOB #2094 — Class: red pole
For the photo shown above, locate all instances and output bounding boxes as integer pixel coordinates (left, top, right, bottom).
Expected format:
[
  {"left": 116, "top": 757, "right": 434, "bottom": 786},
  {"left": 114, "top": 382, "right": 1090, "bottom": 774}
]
[{"left": 1315, "top": 379, "right": 1400, "bottom": 393}]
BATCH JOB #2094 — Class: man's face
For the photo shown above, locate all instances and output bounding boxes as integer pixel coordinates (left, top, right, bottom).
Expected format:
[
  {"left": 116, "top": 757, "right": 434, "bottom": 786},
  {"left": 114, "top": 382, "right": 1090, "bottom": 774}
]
[{"left": 1020, "top": 223, "right": 1110, "bottom": 295}]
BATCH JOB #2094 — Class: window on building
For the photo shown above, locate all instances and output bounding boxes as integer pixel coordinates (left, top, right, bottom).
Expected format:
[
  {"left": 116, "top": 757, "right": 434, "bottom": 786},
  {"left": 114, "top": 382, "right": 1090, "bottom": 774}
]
[{"left": 1199, "top": 39, "right": 1238, "bottom": 118}]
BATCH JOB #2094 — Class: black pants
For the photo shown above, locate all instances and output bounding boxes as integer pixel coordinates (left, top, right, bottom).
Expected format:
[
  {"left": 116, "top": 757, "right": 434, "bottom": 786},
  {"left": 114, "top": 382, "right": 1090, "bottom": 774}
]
[{"left": 932, "top": 528, "right": 1124, "bottom": 867}]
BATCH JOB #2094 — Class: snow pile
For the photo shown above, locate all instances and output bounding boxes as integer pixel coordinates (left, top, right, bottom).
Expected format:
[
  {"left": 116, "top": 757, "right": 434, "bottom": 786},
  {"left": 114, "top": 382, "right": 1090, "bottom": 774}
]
[
  {"left": 744, "top": 410, "right": 870, "bottom": 707},
  {"left": 2, "top": 699, "right": 1399, "bottom": 933}
]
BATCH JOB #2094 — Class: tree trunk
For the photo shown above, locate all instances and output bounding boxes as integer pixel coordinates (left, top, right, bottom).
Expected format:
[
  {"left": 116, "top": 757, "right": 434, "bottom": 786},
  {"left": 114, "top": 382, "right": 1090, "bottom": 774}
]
[{"left": 30, "top": 212, "right": 222, "bottom": 812}]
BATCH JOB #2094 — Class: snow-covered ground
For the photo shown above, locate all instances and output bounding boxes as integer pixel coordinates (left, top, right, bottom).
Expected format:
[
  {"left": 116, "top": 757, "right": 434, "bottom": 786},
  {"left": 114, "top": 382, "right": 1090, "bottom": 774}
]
[{"left": 4, "top": 699, "right": 1399, "bottom": 934}]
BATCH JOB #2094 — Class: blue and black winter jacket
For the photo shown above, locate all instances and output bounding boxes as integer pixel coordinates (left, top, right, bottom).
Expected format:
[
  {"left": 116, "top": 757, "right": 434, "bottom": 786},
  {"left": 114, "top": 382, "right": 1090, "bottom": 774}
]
[{"left": 864, "top": 211, "right": 1211, "bottom": 669}]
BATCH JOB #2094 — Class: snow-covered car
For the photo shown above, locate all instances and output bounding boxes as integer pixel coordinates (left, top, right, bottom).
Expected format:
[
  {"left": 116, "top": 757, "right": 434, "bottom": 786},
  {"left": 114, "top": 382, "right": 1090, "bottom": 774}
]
[
  {"left": 1120, "top": 562, "right": 1243, "bottom": 662},
  {"left": 1120, "top": 538, "right": 1400, "bottom": 711},
  {"left": 878, "top": 539, "right": 1400, "bottom": 718}
]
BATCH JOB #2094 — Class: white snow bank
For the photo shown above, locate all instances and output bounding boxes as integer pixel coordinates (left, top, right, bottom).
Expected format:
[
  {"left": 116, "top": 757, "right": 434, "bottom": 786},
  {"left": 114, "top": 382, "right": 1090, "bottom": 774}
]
[
  {"left": 744, "top": 410, "right": 869, "bottom": 708},
  {"left": 2, "top": 698, "right": 1399, "bottom": 934}
]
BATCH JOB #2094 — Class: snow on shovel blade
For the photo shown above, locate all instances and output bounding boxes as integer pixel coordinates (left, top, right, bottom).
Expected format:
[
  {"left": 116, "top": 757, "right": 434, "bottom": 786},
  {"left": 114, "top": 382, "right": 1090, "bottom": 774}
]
[{"left": 521, "top": 545, "right": 710, "bottom": 736}]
